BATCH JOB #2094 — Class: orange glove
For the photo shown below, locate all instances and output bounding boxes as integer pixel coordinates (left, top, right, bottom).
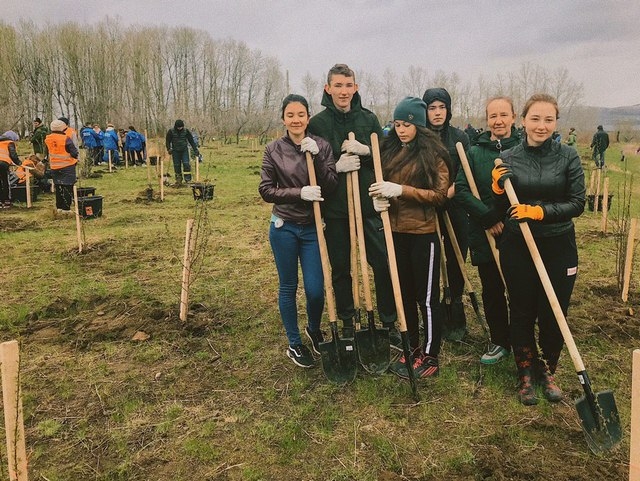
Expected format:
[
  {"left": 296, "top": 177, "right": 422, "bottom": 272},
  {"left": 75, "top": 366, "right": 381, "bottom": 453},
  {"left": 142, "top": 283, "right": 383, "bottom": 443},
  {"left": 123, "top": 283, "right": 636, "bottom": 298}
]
[
  {"left": 507, "top": 204, "right": 544, "bottom": 222},
  {"left": 491, "top": 165, "right": 512, "bottom": 195}
]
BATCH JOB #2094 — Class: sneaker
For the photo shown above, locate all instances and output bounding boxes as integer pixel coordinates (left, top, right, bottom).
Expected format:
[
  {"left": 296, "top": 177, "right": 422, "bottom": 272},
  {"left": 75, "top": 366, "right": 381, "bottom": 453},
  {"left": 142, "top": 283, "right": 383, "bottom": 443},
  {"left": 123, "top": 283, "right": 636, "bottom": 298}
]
[
  {"left": 286, "top": 345, "right": 314, "bottom": 368},
  {"left": 388, "top": 349, "right": 419, "bottom": 379},
  {"left": 480, "top": 343, "right": 510, "bottom": 365},
  {"left": 387, "top": 326, "right": 403, "bottom": 352},
  {"left": 305, "top": 326, "right": 324, "bottom": 355},
  {"left": 413, "top": 354, "right": 439, "bottom": 378}
]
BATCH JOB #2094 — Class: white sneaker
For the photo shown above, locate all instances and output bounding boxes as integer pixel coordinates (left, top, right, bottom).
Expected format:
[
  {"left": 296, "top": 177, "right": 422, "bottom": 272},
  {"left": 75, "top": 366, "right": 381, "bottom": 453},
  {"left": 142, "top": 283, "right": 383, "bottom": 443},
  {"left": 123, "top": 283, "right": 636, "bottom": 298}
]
[{"left": 480, "top": 343, "right": 509, "bottom": 365}]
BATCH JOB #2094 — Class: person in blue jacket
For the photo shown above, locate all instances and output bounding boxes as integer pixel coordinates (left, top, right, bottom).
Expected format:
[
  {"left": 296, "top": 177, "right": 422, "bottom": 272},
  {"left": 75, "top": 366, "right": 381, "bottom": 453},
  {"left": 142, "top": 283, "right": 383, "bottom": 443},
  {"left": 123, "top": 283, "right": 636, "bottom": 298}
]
[
  {"left": 126, "top": 127, "right": 144, "bottom": 166},
  {"left": 80, "top": 123, "right": 102, "bottom": 166},
  {"left": 102, "top": 123, "right": 120, "bottom": 165}
]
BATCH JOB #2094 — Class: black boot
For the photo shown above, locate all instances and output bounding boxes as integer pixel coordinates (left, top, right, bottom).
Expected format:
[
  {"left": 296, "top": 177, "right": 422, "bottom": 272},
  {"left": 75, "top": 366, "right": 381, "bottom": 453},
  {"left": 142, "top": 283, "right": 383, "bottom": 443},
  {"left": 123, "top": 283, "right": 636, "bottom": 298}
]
[
  {"left": 514, "top": 346, "right": 539, "bottom": 406},
  {"left": 536, "top": 358, "right": 562, "bottom": 403}
]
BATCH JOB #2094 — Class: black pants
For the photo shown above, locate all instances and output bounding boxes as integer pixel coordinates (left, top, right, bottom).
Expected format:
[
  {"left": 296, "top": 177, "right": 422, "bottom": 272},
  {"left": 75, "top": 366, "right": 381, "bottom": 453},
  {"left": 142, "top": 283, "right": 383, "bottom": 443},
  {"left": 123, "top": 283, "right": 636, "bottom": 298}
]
[
  {"left": 439, "top": 204, "right": 469, "bottom": 300},
  {"left": 324, "top": 215, "right": 396, "bottom": 326},
  {"left": 477, "top": 260, "right": 509, "bottom": 349},
  {"left": 500, "top": 228, "right": 577, "bottom": 365},
  {"left": 393, "top": 231, "right": 443, "bottom": 356},
  {"left": 55, "top": 184, "right": 74, "bottom": 210},
  {"left": 0, "top": 162, "right": 9, "bottom": 203}
]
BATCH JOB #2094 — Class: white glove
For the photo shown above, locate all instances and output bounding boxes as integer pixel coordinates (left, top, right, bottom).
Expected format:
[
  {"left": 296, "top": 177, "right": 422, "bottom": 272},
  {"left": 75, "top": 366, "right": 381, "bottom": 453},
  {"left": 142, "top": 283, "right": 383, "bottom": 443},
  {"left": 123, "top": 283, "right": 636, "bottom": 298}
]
[
  {"left": 301, "top": 185, "right": 323, "bottom": 202},
  {"left": 341, "top": 139, "right": 370, "bottom": 156},
  {"left": 372, "top": 196, "right": 390, "bottom": 212},
  {"left": 300, "top": 137, "right": 319, "bottom": 155},
  {"left": 335, "top": 153, "right": 360, "bottom": 173},
  {"left": 369, "top": 181, "right": 402, "bottom": 198}
]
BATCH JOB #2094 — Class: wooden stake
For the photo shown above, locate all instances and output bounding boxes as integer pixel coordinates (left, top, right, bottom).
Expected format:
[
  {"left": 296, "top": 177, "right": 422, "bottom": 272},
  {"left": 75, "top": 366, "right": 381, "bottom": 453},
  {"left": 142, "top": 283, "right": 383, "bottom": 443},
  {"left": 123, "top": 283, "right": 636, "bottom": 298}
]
[
  {"left": 622, "top": 217, "right": 637, "bottom": 302},
  {"left": 601, "top": 177, "right": 609, "bottom": 233},
  {"left": 594, "top": 168, "right": 602, "bottom": 213},
  {"left": 589, "top": 169, "right": 595, "bottom": 195},
  {"left": 631, "top": 349, "right": 640, "bottom": 481},
  {"left": 108, "top": 150, "right": 112, "bottom": 173},
  {"left": 0, "top": 340, "right": 28, "bottom": 481},
  {"left": 179, "top": 219, "right": 195, "bottom": 321},
  {"left": 24, "top": 166, "right": 32, "bottom": 208},
  {"left": 159, "top": 159, "right": 164, "bottom": 201},
  {"left": 195, "top": 152, "right": 200, "bottom": 182},
  {"left": 73, "top": 184, "right": 83, "bottom": 253}
]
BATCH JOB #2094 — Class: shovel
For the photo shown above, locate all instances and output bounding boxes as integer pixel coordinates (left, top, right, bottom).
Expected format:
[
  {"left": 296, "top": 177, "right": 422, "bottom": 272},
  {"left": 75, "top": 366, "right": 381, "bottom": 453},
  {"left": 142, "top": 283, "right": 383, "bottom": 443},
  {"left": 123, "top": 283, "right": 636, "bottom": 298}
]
[
  {"left": 347, "top": 138, "right": 390, "bottom": 375},
  {"left": 371, "top": 133, "right": 419, "bottom": 401},
  {"left": 306, "top": 152, "right": 357, "bottom": 384},
  {"left": 435, "top": 216, "right": 454, "bottom": 337},
  {"left": 441, "top": 210, "right": 490, "bottom": 340},
  {"left": 496, "top": 159, "right": 621, "bottom": 454}
]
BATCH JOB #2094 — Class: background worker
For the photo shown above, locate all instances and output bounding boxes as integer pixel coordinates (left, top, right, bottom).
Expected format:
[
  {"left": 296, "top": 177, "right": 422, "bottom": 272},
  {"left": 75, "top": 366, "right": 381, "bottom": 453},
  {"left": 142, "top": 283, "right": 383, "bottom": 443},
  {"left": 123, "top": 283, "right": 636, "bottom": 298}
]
[
  {"left": 308, "top": 63, "right": 399, "bottom": 346},
  {"left": 590, "top": 125, "right": 609, "bottom": 169},
  {"left": 45, "top": 119, "right": 79, "bottom": 214},
  {"left": 31, "top": 117, "right": 49, "bottom": 159},
  {"left": 422, "top": 87, "right": 471, "bottom": 341},
  {"left": 166, "top": 119, "right": 199, "bottom": 185},
  {"left": 0, "top": 130, "right": 21, "bottom": 209}
]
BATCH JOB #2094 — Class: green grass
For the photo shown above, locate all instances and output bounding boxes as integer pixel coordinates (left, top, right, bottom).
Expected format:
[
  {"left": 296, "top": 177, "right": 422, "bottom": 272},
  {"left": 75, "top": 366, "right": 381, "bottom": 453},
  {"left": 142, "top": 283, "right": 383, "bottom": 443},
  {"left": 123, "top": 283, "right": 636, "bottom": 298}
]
[{"left": 0, "top": 139, "right": 638, "bottom": 480}]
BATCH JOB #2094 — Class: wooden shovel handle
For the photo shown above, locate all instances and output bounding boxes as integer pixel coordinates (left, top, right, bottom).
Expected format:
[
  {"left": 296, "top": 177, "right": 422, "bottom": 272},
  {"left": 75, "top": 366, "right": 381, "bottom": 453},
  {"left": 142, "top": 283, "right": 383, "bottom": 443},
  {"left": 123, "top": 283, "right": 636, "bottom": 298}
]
[
  {"left": 306, "top": 152, "right": 338, "bottom": 322},
  {"left": 346, "top": 171, "right": 360, "bottom": 309},
  {"left": 370, "top": 133, "right": 408, "bottom": 333},
  {"left": 496, "top": 159, "right": 585, "bottom": 372}
]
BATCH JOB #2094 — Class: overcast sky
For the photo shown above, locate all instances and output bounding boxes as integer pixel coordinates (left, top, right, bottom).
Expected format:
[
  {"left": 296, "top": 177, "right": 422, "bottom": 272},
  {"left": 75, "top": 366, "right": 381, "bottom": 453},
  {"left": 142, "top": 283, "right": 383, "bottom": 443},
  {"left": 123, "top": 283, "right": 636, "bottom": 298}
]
[{"left": 5, "top": 0, "right": 640, "bottom": 108}]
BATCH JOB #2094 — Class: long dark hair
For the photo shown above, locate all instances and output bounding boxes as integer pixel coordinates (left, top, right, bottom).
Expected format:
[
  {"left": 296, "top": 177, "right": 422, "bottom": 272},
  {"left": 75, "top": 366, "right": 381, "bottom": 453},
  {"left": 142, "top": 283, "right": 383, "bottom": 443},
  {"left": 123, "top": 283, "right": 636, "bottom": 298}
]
[{"left": 380, "top": 126, "right": 452, "bottom": 188}]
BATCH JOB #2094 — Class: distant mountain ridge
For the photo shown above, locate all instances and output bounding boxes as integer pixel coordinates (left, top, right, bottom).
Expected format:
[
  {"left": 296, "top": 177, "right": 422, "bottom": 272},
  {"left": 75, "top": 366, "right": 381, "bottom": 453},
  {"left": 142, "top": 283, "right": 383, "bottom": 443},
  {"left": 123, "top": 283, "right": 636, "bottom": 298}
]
[{"left": 593, "top": 104, "right": 640, "bottom": 130}]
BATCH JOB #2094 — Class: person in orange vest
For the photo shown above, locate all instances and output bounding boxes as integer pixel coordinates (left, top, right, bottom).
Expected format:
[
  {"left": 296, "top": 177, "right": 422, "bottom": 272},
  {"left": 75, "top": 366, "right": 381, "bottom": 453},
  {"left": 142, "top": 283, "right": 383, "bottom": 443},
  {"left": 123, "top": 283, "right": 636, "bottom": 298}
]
[
  {"left": 15, "top": 154, "right": 46, "bottom": 188},
  {"left": 45, "top": 119, "right": 79, "bottom": 214},
  {"left": 58, "top": 116, "right": 79, "bottom": 148},
  {"left": 0, "top": 130, "right": 21, "bottom": 209}
]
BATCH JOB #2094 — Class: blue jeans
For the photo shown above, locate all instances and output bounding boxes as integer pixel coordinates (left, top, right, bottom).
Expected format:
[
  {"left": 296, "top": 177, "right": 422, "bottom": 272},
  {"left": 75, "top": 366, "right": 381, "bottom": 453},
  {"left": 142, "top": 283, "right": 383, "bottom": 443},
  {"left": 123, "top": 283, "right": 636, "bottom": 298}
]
[
  {"left": 172, "top": 150, "right": 191, "bottom": 182},
  {"left": 269, "top": 218, "right": 324, "bottom": 347}
]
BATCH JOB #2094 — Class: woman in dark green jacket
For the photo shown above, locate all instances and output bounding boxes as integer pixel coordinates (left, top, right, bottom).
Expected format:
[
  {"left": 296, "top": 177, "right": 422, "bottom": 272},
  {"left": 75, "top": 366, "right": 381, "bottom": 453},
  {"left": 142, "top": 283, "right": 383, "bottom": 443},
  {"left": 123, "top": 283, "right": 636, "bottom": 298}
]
[{"left": 455, "top": 97, "right": 520, "bottom": 366}]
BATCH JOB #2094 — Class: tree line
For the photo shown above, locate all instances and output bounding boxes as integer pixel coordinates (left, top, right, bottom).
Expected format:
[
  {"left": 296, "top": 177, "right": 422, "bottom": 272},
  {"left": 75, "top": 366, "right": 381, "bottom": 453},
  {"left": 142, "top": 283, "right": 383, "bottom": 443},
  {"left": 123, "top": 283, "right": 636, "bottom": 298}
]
[{"left": 0, "top": 19, "right": 590, "bottom": 143}]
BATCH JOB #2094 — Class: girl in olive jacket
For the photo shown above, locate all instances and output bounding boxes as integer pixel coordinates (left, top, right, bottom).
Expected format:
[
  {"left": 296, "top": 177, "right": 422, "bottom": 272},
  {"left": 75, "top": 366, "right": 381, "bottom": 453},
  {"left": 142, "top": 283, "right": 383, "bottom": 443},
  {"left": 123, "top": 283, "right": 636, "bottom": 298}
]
[
  {"left": 492, "top": 93, "right": 585, "bottom": 406},
  {"left": 369, "top": 97, "right": 451, "bottom": 379}
]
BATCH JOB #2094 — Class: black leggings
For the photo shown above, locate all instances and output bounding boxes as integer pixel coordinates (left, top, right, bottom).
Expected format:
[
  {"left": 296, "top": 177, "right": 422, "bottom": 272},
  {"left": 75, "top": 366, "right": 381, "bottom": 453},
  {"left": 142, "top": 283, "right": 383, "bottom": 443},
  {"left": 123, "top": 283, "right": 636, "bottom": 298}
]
[{"left": 0, "top": 162, "right": 9, "bottom": 202}]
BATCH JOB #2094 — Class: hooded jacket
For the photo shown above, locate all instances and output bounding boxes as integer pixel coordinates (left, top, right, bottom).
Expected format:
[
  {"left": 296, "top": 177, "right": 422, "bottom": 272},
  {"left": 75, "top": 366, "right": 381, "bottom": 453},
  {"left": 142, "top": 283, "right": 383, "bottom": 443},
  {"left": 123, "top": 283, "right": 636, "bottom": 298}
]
[
  {"left": 308, "top": 90, "right": 383, "bottom": 218},
  {"left": 422, "top": 88, "right": 470, "bottom": 179},
  {"left": 166, "top": 120, "right": 198, "bottom": 154},
  {"left": 495, "top": 137, "right": 585, "bottom": 239},
  {"left": 31, "top": 123, "right": 49, "bottom": 154},
  {"left": 455, "top": 128, "right": 521, "bottom": 264}
]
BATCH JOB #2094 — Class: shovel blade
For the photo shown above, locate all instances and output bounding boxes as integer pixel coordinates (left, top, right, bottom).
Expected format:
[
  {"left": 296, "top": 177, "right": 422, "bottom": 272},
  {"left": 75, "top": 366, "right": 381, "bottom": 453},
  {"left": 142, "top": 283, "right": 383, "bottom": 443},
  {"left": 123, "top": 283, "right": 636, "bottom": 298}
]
[
  {"left": 575, "top": 390, "right": 622, "bottom": 454},
  {"left": 319, "top": 327, "right": 357, "bottom": 384},
  {"left": 355, "top": 324, "right": 390, "bottom": 375}
]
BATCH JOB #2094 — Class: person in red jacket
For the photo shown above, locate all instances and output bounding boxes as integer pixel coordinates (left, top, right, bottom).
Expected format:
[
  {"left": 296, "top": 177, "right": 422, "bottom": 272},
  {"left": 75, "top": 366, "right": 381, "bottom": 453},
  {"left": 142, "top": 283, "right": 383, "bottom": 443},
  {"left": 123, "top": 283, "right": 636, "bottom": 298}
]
[{"left": 0, "top": 130, "right": 21, "bottom": 208}]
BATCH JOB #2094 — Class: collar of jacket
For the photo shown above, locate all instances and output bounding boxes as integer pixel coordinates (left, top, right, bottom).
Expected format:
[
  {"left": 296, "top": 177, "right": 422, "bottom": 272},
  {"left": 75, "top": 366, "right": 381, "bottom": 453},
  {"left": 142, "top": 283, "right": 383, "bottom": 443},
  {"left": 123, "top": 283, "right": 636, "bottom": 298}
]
[
  {"left": 320, "top": 90, "right": 364, "bottom": 116},
  {"left": 524, "top": 136, "right": 554, "bottom": 154}
]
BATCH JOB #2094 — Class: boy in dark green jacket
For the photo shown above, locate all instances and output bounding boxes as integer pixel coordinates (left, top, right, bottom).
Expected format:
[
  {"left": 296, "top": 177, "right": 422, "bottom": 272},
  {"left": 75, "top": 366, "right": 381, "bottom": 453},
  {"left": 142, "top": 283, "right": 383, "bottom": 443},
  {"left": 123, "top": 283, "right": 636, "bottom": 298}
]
[{"left": 308, "top": 64, "right": 398, "bottom": 345}]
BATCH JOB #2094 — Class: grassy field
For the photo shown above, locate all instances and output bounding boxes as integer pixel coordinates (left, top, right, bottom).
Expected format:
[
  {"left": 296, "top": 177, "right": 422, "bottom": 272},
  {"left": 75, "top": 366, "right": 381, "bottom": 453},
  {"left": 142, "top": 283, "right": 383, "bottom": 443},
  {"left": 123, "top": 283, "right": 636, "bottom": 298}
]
[{"left": 1, "top": 139, "right": 639, "bottom": 480}]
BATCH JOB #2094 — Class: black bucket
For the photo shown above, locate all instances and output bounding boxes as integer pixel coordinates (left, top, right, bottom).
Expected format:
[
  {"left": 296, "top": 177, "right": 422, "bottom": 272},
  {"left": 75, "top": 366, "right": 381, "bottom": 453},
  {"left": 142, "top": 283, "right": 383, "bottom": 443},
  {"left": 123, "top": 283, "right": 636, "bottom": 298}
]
[
  {"left": 587, "top": 194, "right": 613, "bottom": 212},
  {"left": 10, "top": 185, "right": 39, "bottom": 203},
  {"left": 77, "top": 186, "right": 96, "bottom": 197},
  {"left": 77, "top": 195, "right": 103, "bottom": 219},
  {"left": 191, "top": 183, "right": 214, "bottom": 201}
]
